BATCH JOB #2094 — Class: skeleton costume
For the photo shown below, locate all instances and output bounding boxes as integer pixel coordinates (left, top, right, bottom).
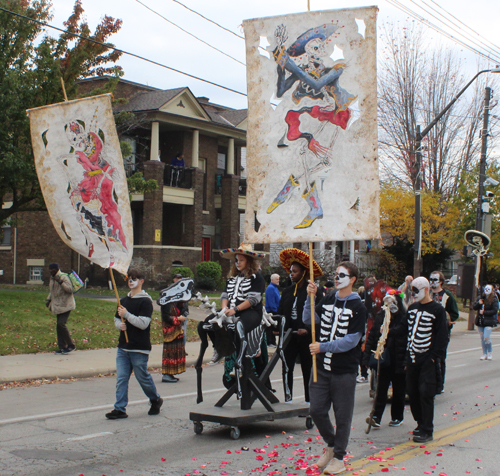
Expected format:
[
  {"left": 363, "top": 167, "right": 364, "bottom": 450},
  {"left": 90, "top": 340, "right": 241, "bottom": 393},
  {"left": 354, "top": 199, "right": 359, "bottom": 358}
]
[
  {"left": 405, "top": 277, "right": 448, "bottom": 440},
  {"left": 302, "top": 280, "right": 366, "bottom": 462}
]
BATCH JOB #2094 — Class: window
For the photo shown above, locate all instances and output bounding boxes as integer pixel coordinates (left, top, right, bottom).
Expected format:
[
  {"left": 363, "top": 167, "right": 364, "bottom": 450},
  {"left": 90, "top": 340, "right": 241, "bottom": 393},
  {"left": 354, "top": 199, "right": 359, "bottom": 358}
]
[
  {"left": 1, "top": 220, "right": 11, "bottom": 246},
  {"left": 29, "top": 266, "right": 43, "bottom": 282}
]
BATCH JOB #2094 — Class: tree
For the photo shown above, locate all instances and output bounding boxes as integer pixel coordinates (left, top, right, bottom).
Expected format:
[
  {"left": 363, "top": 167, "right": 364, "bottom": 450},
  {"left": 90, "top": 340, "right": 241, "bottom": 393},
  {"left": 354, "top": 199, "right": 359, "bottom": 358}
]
[
  {"left": 0, "top": 0, "right": 123, "bottom": 224},
  {"left": 378, "top": 22, "right": 497, "bottom": 197}
]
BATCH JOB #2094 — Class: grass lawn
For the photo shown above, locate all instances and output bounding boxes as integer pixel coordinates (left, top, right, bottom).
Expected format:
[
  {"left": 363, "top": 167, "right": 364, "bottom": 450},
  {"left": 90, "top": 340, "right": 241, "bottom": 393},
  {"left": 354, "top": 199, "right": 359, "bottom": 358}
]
[{"left": 0, "top": 289, "right": 200, "bottom": 356}]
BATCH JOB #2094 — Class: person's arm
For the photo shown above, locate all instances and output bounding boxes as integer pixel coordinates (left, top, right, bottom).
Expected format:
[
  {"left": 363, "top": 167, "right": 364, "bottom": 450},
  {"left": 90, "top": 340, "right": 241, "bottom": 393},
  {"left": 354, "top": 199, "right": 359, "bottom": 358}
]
[
  {"left": 483, "top": 300, "right": 499, "bottom": 317},
  {"left": 282, "top": 56, "right": 344, "bottom": 92},
  {"left": 59, "top": 274, "right": 74, "bottom": 295},
  {"left": 317, "top": 332, "right": 362, "bottom": 354},
  {"left": 472, "top": 299, "right": 482, "bottom": 311},
  {"left": 118, "top": 300, "right": 153, "bottom": 330},
  {"left": 430, "top": 306, "right": 449, "bottom": 361},
  {"left": 302, "top": 294, "right": 321, "bottom": 325},
  {"left": 445, "top": 293, "right": 460, "bottom": 322}
]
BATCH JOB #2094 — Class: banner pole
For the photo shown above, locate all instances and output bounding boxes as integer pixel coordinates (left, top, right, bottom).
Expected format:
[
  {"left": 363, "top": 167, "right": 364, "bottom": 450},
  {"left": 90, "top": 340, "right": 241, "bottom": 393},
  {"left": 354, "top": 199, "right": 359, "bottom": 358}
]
[
  {"left": 309, "top": 242, "right": 317, "bottom": 382},
  {"left": 60, "top": 77, "right": 68, "bottom": 101},
  {"left": 109, "top": 267, "right": 129, "bottom": 343}
]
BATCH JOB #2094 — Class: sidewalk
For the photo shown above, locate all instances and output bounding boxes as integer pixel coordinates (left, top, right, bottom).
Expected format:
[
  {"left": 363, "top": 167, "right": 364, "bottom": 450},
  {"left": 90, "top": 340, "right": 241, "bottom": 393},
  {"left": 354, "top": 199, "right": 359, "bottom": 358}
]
[{"left": 0, "top": 310, "right": 475, "bottom": 384}]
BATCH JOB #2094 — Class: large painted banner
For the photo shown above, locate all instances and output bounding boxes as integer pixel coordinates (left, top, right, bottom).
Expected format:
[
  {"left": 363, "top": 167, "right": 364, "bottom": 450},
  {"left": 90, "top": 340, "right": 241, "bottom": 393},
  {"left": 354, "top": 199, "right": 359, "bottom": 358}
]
[
  {"left": 27, "top": 94, "right": 133, "bottom": 275},
  {"left": 243, "top": 7, "right": 379, "bottom": 243}
]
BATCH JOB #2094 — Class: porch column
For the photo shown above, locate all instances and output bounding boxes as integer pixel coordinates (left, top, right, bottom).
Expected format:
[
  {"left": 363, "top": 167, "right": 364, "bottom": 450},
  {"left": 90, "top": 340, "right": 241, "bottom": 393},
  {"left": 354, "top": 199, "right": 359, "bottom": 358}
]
[
  {"left": 191, "top": 129, "right": 199, "bottom": 168},
  {"left": 227, "top": 138, "right": 235, "bottom": 175},
  {"left": 150, "top": 121, "right": 159, "bottom": 161}
]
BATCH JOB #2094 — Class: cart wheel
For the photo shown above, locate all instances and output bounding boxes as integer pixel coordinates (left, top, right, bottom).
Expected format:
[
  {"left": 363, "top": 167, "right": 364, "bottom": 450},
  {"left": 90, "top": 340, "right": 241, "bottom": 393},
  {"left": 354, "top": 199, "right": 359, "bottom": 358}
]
[
  {"left": 306, "top": 417, "right": 314, "bottom": 430},
  {"left": 230, "top": 426, "right": 241, "bottom": 440},
  {"left": 193, "top": 421, "right": 203, "bottom": 435}
]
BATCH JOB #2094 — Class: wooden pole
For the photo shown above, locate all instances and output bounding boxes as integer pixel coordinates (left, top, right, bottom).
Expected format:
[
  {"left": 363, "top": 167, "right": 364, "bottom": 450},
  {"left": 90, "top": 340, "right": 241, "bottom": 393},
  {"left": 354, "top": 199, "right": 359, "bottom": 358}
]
[
  {"left": 60, "top": 77, "right": 68, "bottom": 101},
  {"left": 109, "top": 267, "right": 128, "bottom": 343},
  {"left": 309, "top": 242, "right": 317, "bottom": 382}
]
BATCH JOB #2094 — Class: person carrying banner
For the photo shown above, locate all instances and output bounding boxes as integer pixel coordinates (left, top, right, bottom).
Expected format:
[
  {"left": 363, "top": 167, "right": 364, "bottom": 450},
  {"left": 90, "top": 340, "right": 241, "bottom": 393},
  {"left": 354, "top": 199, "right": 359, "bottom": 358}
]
[
  {"left": 303, "top": 261, "right": 366, "bottom": 474},
  {"left": 106, "top": 268, "right": 163, "bottom": 419},
  {"left": 46, "top": 262, "right": 76, "bottom": 354},
  {"left": 405, "top": 277, "right": 448, "bottom": 442},
  {"left": 278, "top": 248, "right": 323, "bottom": 403}
]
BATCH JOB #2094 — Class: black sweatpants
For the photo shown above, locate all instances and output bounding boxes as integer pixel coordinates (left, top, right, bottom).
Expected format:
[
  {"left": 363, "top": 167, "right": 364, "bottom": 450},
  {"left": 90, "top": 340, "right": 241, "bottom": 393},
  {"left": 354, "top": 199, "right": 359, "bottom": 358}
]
[
  {"left": 283, "top": 332, "right": 312, "bottom": 402},
  {"left": 373, "top": 366, "right": 406, "bottom": 422}
]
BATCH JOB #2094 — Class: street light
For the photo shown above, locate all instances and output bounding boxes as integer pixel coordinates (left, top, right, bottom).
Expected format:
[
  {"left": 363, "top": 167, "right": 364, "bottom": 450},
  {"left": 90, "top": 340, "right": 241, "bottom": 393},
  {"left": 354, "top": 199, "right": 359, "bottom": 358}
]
[{"left": 413, "top": 66, "right": 500, "bottom": 278}]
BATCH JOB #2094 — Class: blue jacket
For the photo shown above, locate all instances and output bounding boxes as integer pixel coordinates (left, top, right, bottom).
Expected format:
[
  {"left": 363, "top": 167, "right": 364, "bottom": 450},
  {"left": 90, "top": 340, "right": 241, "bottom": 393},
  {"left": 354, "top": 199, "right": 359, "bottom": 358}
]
[{"left": 265, "top": 282, "right": 281, "bottom": 313}]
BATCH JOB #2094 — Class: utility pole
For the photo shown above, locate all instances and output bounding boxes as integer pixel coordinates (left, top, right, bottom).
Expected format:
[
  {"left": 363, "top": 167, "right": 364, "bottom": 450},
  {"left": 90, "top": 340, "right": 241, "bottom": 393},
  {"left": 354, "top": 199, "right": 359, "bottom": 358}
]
[
  {"left": 468, "top": 86, "right": 492, "bottom": 330},
  {"left": 414, "top": 125, "right": 422, "bottom": 278}
]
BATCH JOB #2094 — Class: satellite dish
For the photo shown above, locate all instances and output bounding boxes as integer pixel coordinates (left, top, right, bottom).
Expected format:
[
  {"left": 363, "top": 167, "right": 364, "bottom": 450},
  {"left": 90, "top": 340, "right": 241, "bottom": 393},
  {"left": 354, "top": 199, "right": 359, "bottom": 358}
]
[{"left": 464, "top": 230, "right": 491, "bottom": 256}]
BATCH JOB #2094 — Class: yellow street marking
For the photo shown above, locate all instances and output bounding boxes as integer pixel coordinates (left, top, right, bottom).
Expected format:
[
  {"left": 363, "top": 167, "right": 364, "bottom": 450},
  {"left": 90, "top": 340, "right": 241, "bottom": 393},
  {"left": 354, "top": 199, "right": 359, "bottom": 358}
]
[{"left": 346, "top": 409, "right": 500, "bottom": 474}]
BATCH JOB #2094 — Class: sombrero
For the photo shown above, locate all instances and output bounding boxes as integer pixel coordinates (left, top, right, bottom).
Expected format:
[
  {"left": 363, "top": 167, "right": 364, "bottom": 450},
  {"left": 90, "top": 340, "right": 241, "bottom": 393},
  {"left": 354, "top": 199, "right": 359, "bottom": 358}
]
[
  {"left": 279, "top": 248, "right": 323, "bottom": 278},
  {"left": 287, "top": 23, "right": 339, "bottom": 57},
  {"left": 220, "top": 243, "right": 266, "bottom": 260}
]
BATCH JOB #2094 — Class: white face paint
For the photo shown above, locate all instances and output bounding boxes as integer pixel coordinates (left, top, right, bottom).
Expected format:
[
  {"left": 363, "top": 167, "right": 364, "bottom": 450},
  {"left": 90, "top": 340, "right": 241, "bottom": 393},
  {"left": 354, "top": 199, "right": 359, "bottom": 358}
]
[
  {"left": 128, "top": 278, "right": 140, "bottom": 289},
  {"left": 334, "top": 266, "right": 351, "bottom": 290},
  {"left": 484, "top": 285, "right": 493, "bottom": 296},
  {"left": 429, "top": 273, "right": 440, "bottom": 289}
]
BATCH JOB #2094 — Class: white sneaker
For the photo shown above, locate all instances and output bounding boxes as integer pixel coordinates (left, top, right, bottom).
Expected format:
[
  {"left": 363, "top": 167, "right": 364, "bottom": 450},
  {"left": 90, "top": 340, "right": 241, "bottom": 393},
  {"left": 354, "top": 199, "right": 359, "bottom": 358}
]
[
  {"left": 324, "top": 457, "right": 346, "bottom": 474},
  {"left": 208, "top": 350, "right": 222, "bottom": 365},
  {"left": 480, "top": 354, "right": 487, "bottom": 361},
  {"left": 356, "top": 376, "right": 368, "bottom": 383},
  {"left": 317, "top": 447, "right": 334, "bottom": 469},
  {"left": 487, "top": 353, "right": 493, "bottom": 360}
]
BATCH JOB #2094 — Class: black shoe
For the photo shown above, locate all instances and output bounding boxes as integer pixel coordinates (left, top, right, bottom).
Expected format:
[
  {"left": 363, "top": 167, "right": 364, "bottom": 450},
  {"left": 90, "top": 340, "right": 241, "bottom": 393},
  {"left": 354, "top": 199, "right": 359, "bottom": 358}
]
[
  {"left": 61, "top": 347, "right": 72, "bottom": 354},
  {"left": 412, "top": 426, "right": 422, "bottom": 435},
  {"left": 365, "top": 415, "right": 380, "bottom": 428},
  {"left": 413, "top": 432, "right": 433, "bottom": 443},
  {"left": 67, "top": 345, "right": 76, "bottom": 352},
  {"left": 389, "top": 419, "right": 404, "bottom": 427},
  {"left": 54, "top": 349, "right": 64, "bottom": 354},
  {"left": 106, "top": 409, "right": 128, "bottom": 420},
  {"left": 148, "top": 397, "right": 163, "bottom": 415},
  {"left": 162, "top": 374, "right": 179, "bottom": 383}
]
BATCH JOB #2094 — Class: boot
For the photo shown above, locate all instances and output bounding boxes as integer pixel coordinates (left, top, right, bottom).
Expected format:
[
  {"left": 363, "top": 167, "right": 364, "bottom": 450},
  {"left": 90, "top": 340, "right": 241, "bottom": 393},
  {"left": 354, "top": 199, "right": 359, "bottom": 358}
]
[
  {"left": 267, "top": 175, "right": 299, "bottom": 213},
  {"left": 294, "top": 182, "right": 323, "bottom": 229}
]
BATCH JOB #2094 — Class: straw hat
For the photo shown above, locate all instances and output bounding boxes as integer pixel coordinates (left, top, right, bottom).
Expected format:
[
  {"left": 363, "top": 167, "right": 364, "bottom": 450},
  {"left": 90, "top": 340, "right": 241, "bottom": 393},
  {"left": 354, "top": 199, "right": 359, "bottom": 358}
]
[
  {"left": 279, "top": 248, "right": 323, "bottom": 279},
  {"left": 220, "top": 243, "right": 266, "bottom": 260}
]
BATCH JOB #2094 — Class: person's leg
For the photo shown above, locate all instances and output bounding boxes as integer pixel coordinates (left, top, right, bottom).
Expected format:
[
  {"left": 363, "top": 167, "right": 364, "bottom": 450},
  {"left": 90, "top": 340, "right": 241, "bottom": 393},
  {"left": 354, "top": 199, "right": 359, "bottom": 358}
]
[
  {"left": 56, "top": 311, "right": 73, "bottom": 349},
  {"left": 115, "top": 348, "right": 133, "bottom": 412},
  {"left": 372, "top": 366, "right": 391, "bottom": 422},
  {"left": 441, "top": 334, "right": 450, "bottom": 385},
  {"left": 331, "top": 372, "right": 357, "bottom": 460},
  {"left": 130, "top": 352, "right": 161, "bottom": 402},
  {"left": 240, "top": 309, "right": 262, "bottom": 333},
  {"left": 183, "top": 319, "right": 188, "bottom": 347},
  {"left": 406, "top": 363, "right": 422, "bottom": 429},
  {"left": 309, "top": 367, "right": 335, "bottom": 448},
  {"left": 418, "top": 359, "right": 436, "bottom": 435},
  {"left": 390, "top": 370, "right": 407, "bottom": 422},
  {"left": 283, "top": 335, "right": 298, "bottom": 401},
  {"left": 484, "top": 326, "right": 493, "bottom": 356},
  {"left": 478, "top": 326, "right": 487, "bottom": 357},
  {"left": 298, "top": 335, "right": 312, "bottom": 402}
]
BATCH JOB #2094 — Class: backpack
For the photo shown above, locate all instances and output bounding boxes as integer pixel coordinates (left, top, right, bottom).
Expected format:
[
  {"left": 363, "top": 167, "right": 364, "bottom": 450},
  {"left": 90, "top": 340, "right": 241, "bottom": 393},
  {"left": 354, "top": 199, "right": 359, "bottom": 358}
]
[{"left": 63, "top": 270, "right": 84, "bottom": 294}]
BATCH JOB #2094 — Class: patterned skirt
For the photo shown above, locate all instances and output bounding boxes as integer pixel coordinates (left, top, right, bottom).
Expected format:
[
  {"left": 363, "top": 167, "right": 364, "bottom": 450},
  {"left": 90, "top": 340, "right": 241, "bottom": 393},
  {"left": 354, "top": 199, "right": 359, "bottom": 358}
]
[{"left": 162, "top": 328, "right": 186, "bottom": 376}]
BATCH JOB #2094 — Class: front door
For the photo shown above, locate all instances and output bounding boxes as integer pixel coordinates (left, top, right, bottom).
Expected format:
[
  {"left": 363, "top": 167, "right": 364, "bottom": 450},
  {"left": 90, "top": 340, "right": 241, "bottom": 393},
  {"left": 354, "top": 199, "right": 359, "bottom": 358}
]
[{"left": 201, "top": 237, "right": 211, "bottom": 262}]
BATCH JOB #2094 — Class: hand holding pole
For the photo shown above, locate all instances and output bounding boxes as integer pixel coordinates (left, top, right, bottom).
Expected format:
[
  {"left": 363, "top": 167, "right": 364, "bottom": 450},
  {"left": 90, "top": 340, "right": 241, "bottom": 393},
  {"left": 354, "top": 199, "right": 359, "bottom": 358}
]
[{"left": 109, "top": 268, "right": 129, "bottom": 343}]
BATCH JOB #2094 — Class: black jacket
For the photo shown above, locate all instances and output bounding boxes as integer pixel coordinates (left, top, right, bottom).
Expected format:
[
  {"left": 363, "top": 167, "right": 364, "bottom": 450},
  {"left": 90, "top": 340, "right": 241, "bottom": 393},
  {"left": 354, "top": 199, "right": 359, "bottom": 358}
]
[
  {"left": 474, "top": 297, "right": 499, "bottom": 327},
  {"left": 278, "top": 283, "right": 323, "bottom": 332},
  {"left": 362, "top": 309, "right": 407, "bottom": 374}
]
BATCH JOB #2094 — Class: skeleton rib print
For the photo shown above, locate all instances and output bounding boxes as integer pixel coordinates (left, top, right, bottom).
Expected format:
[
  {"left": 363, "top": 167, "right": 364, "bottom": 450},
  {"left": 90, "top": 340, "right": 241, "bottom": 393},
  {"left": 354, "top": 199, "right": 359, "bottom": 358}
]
[
  {"left": 407, "top": 308, "right": 435, "bottom": 362},
  {"left": 226, "top": 276, "right": 252, "bottom": 308},
  {"left": 320, "top": 303, "right": 351, "bottom": 371}
]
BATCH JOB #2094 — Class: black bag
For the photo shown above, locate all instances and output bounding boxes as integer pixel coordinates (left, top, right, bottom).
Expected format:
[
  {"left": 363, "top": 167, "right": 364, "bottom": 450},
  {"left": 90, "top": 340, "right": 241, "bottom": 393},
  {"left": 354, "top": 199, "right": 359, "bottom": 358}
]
[{"left": 368, "top": 348, "right": 391, "bottom": 369}]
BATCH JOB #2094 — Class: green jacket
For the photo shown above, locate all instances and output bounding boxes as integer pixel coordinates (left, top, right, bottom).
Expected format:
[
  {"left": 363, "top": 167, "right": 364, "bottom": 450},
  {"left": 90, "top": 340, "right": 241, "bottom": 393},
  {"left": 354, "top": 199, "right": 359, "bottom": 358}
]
[{"left": 433, "top": 288, "right": 459, "bottom": 331}]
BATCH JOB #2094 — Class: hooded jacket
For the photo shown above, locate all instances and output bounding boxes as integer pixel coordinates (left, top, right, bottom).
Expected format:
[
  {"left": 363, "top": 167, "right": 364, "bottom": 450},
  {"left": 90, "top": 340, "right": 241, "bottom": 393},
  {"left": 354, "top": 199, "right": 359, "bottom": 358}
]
[
  {"left": 47, "top": 270, "right": 76, "bottom": 315},
  {"left": 473, "top": 296, "right": 499, "bottom": 328},
  {"left": 303, "top": 291, "right": 366, "bottom": 374},
  {"left": 115, "top": 290, "right": 154, "bottom": 352}
]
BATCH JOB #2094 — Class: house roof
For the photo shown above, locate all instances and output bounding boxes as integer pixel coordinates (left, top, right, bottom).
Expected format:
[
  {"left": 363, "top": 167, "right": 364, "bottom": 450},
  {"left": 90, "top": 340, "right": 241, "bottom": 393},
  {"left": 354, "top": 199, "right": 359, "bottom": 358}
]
[{"left": 114, "top": 88, "right": 187, "bottom": 113}]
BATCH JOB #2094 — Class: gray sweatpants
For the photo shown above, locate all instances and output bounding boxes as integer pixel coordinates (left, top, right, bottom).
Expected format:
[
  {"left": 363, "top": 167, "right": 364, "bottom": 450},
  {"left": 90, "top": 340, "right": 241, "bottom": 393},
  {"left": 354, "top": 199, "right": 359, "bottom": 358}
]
[{"left": 309, "top": 367, "right": 357, "bottom": 460}]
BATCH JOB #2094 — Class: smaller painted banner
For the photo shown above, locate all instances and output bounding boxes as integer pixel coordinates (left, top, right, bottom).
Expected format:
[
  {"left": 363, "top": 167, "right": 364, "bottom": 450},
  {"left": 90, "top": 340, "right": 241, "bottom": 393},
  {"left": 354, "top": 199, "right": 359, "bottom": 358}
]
[{"left": 27, "top": 94, "right": 133, "bottom": 275}]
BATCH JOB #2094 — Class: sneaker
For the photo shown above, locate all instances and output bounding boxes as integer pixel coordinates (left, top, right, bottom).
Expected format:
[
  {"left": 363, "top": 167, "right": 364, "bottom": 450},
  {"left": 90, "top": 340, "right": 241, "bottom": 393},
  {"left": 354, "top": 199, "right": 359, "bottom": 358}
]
[
  {"left": 317, "top": 447, "right": 334, "bottom": 469},
  {"left": 208, "top": 350, "right": 222, "bottom": 365},
  {"left": 356, "top": 376, "right": 368, "bottom": 383},
  {"left": 148, "top": 397, "right": 163, "bottom": 415},
  {"left": 324, "top": 457, "right": 346, "bottom": 474},
  {"left": 105, "top": 409, "right": 128, "bottom": 420},
  {"left": 365, "top": 415, "right": 381, "bottom": 428},
  {"left": 413, "top": 432, "right": 433, "bottom": 443},
  {"left": 389, "top": 419, "right": 404, "bottom": 427},
  {"left": 54, "top": 349, "right": 64, "bottom": 354},
  {"left": 61, "top": 347, "right": 72, "bottom": 354},
  {"left": 67, "top": 345, "right": 76, "bottom": 352},
  {"left": 480, "top": 354, "right": 487, "bottom": 360},
  {"left": 487, "top": 353, "right": 493, "bottom": 360}
]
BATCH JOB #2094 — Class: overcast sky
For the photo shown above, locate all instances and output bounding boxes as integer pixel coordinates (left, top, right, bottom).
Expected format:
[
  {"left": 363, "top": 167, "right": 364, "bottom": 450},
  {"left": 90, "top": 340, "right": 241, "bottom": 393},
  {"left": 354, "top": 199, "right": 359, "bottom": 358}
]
[{"left": 48, "top": 0, "right": 500, "bottom": 110}]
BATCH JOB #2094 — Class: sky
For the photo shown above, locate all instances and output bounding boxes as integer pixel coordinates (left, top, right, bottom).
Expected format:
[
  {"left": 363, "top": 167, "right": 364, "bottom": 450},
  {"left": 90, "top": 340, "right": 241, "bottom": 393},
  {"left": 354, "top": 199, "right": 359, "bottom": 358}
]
[{"left": 46, "top": 0, "right": 500, "bottom": 110}]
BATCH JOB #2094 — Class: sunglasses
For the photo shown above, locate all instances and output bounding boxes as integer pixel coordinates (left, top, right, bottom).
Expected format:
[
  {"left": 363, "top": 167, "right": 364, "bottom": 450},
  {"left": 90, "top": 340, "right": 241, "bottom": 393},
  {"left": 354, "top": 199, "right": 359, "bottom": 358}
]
[{"left": 334, "top": 273, "right": 351, "bottom": 280}]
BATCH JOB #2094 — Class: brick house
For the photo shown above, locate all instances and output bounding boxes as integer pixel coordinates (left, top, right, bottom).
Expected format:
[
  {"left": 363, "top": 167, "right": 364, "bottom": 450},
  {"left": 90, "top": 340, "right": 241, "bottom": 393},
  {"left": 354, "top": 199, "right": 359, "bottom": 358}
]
[{"left": 0, "top": 77, "right": 254, "bottom": 287}]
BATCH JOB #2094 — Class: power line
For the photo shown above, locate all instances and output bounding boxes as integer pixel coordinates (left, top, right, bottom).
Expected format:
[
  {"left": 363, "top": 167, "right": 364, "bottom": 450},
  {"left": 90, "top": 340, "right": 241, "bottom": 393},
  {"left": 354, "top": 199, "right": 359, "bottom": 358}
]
[
  {"left": 134, "top": 0, "right": 246, "bottom": 66},
  {"left": 0, "top": 6, "right": 247, "bottom": 98}
]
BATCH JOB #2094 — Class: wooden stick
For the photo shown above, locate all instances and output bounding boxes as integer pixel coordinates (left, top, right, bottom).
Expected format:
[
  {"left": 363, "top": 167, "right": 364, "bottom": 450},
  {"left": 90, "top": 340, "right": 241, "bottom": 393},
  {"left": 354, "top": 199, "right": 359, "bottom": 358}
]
[
  {"left": 309, "top": 242, "right": 317, "bottom": 382},
  {"left": 60, "top": 77, "right": 68, "bottom": 101},
  {"left": 109, "top": 267, "right": 129, "bottom": 343}
]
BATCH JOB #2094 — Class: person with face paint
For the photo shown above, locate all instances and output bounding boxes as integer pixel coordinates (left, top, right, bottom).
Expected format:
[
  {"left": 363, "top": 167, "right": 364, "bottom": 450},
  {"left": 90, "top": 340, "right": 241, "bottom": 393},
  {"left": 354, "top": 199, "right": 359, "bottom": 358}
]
[
  {"left": 429, "top": 270, "right": 459, "bottom": 388},
  {"left": 106, "top": 268, "right": 163, "bottom": 420},
  {"left": 303, "top": 262, "right": 366, "bottom": 475},
  {"left": 277, "top": 248, "right": 324, "bottom": 403},
  {"left": 473, "top": 284, "right": 499, "bottom": 360},
  {"left": 404, "top": 277, "right": 448, "bottom": 443},
  {"left": 363, "top": 290, "right": 407, "bottom": 428}
]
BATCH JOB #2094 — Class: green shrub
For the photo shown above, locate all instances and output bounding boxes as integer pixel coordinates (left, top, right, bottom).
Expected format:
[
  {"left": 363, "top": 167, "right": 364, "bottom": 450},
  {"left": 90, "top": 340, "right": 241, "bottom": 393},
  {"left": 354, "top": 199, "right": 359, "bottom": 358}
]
[
  {"left": 196, "top": 261, "right": 222, "bottom": 290},
  {"left": 171, "top": 266, "right": 194, "bottom": 279}
]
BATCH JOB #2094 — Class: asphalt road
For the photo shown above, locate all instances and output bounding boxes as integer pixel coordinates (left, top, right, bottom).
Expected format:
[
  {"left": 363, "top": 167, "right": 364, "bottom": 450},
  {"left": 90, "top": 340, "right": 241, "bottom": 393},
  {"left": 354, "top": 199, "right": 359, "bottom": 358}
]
[{"left": 2, "top": 328, "right": 500, "bottom": 476}]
